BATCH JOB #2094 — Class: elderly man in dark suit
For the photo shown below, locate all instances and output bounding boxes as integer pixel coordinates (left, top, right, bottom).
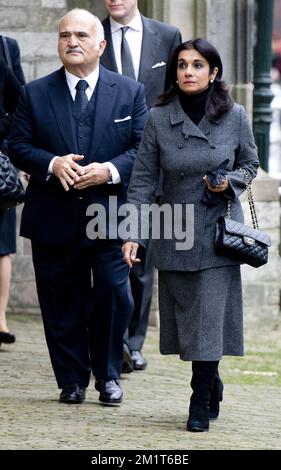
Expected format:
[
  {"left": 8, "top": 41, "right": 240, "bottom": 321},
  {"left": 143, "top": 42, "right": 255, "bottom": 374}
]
[
  {"left": 9, "top": 8, "right": 147, "bottom": 406},
  {"left": 101, "top": 0, "right": 182, "bottom": 372}
]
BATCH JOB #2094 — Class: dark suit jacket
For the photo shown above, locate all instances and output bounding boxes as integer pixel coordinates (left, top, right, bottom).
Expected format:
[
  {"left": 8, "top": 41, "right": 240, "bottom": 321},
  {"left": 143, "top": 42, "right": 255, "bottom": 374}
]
[
  {"left": 101, "top": 15, "right": 182, "bottom": 108},
  {"left": 9, "top": 65, "right": 148, "bottom": 245},
  {"left": 0, "top": 36, "right": 25, "bottom": 85}
]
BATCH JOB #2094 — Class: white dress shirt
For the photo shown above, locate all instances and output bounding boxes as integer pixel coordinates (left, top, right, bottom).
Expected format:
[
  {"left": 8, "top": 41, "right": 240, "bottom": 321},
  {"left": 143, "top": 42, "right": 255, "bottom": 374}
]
[
  {"left": 110, "top": 10, "right": 143, "bottom": 80},
  {"left": 65, "top": 67, "right": 99, "bottom": 101},
  {"left": 48, "top": 67, "right": 120, "bottom": 184}
]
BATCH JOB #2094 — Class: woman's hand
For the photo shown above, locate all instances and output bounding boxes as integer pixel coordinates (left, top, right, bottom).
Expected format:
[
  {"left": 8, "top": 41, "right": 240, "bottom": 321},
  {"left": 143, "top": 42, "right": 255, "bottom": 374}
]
[
  {"left": 203, "top": 175, "right": 229, "bottom": 192},
  {"left": 122, "top": 242, "right": 141, "bottom": 268}
]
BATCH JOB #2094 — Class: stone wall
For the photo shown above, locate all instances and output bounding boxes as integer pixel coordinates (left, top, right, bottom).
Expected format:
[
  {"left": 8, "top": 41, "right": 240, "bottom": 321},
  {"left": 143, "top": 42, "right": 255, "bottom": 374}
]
[
  {"left": 241, "top": 171, "right": 281, "bottom": 321},
  {"left": 0, "top": 0, "right": 67, "bottom": 83}
]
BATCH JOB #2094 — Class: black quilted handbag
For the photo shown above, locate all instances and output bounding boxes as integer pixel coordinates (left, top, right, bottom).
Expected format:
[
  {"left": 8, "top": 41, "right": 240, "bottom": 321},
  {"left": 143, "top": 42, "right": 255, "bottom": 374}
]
[
  {"left": 214, "top": 169, "right": 271, "bottom": 268},
  {"left": 0, "top": 151, "right": 25, "bottom": 210}
]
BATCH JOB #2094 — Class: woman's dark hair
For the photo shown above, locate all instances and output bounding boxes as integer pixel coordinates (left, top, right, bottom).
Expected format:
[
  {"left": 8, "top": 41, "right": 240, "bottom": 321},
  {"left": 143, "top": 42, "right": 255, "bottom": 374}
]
[{"left": 157, "top": 38, "right": 234, "bottom": 121}]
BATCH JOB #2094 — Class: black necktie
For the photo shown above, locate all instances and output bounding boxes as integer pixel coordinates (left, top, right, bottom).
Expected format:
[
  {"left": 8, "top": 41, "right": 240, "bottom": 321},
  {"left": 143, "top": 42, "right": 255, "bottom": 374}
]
[
  {"left": 74, "top": 80, "right": 88, "bottom": 115},
  {"left": 121, "top": 27, "right": 135, "bottom": 79}
]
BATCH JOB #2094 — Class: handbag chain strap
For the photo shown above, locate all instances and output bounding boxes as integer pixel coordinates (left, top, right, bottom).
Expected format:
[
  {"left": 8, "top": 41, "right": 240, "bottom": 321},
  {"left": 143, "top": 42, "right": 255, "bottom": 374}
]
[
  {"left": 226, "top": 199, "right": 231, "bottom": 218},
  {"left": 226, "top": 168, "right": 259, "bottom": 230}
]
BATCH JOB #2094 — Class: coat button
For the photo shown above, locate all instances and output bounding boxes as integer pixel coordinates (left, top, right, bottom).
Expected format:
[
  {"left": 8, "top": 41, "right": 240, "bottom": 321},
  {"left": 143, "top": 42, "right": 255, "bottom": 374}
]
[
  {"left": 178, "top": 143, "right": 183, "bottom": 149},
  {"left": 210, "top": 144, "right": 216, "bottom": 149},
  {"left": 180, "top": 172, "right": 185, "bottom": 177}
]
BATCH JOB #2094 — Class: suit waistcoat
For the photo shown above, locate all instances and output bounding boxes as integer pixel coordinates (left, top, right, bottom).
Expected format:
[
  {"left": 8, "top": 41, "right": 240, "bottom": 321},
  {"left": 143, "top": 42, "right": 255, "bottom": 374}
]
[{"left": 70, "top": 85, "right": 98, "bottom": 165}]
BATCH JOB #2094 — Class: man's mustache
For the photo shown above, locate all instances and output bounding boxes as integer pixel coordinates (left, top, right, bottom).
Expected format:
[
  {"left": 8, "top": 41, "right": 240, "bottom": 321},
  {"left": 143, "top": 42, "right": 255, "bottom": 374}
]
[{"left": 65, "top": 48, "right": 83, "bottom": 54}]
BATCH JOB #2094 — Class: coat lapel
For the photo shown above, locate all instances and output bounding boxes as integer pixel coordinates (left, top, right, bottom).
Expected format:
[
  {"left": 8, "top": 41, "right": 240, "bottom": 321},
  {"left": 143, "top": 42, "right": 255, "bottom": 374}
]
[
  {"left": 91, "top": 66, "right": 118, "bottom": 156},
  {"left": 198, "top": 115, "right": 219, "bottom": 138},
  {"left": 138, "top": 16, "right": 161, "bottom": 84},
  {"left": 47, "top": 68, "right": 78, "bottom": 154},
  {"left": 170, "top": 95, "right": 209, "bottom": 141},
  {"left": 101, "top": 17, "right": 118, "bottom": 73}
]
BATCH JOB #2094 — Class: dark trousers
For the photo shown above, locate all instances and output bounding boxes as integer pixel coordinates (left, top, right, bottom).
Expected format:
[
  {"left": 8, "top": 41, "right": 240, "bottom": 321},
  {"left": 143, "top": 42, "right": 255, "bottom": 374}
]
[
  {"left": 127, "top": 243, "right": 154, "bottom": 351},
  {"left": 31, "top": 237, "right": 133, "bottom": 389}
]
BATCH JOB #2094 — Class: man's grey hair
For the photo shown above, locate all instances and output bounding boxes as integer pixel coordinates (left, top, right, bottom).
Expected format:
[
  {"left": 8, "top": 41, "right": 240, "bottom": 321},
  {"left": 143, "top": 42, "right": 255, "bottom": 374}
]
[{"left": 58, "top": 8, "right": 104, "bottom": 51}]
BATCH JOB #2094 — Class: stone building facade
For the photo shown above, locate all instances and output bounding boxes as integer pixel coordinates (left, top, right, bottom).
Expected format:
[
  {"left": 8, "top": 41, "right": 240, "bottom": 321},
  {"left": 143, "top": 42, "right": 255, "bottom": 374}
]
[{"left": 1, "top": 0, "right": 280, "bottom": 322}]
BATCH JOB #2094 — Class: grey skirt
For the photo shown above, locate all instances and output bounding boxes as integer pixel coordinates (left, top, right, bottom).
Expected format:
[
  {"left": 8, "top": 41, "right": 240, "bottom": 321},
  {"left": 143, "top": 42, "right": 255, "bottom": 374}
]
[{"left": 158, "top": 266, "right": 243, "bottom": 361}]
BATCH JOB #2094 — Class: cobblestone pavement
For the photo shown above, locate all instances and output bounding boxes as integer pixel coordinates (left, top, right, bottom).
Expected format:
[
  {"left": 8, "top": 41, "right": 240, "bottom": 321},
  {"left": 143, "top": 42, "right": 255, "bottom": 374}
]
[{"left": 0, "top": 314, "right": 281, "bottom": 450}]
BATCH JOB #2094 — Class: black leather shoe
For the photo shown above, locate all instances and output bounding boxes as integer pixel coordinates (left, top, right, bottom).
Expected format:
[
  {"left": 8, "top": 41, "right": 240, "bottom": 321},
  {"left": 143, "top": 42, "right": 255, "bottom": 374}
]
[
  {"left": 131, "top": 350, "right": 147, "bottom": 370},
  {"left": 95, "top": 379, "right": 123, "bottom": 406},
  {"left": 0, "top": 331, "right": 16, "bottom": 344},
  {"left": 59, "top": 383, "right": 86, "bottom": 404},
  {"left": 122, "top": 343, "right": 134, "bottom": 373}
]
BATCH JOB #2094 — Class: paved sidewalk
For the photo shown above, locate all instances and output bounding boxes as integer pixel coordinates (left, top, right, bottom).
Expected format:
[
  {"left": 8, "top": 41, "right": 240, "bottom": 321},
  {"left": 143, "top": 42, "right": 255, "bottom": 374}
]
[{"left": 0, "top": 313, "right": 281, "bottom": 450}]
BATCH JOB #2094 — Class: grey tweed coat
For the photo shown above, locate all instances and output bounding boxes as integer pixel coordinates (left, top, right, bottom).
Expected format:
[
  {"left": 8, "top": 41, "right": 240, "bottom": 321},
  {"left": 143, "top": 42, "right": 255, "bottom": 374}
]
[
  {"left": 127, "top": 95, "right": 259, "bottom": 360},
  {"left": 127, "top": 95, "right": 259, "bottom": 271}
]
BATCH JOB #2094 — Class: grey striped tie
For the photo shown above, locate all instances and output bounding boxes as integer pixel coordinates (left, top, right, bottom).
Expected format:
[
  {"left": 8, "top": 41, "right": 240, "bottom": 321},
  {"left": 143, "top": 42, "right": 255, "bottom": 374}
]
[{"left": 121, "top": 27, "right": 135, "bottom": 79}]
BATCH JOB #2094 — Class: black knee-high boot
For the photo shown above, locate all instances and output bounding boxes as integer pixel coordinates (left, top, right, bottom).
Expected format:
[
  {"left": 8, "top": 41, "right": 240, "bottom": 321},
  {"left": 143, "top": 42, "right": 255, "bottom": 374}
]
[
  {"left": 209, "top": 368, "right": 224, "bottom": 420},
  {"left": 187, "top": 360, "right": 219, "bottom": 432}
]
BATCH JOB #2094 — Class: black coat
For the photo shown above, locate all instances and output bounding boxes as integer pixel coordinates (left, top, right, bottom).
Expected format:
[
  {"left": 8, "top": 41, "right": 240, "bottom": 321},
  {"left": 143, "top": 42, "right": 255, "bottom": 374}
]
[
  {"left": 0, "top": 36, "right": 25, "bottom": 85},
  {"left": 0, "top": 58, "right": 20, "bottom": 146}
]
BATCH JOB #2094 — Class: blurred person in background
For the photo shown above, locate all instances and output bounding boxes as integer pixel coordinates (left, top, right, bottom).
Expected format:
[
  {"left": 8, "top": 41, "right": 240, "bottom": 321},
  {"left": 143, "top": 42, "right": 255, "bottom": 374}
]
[{"left": 0, "top": 52, "right": 22, "bottom": 346}]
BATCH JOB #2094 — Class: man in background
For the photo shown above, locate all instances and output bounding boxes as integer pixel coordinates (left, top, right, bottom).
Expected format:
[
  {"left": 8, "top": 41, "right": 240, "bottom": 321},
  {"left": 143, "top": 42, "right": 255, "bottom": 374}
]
[{"left": 101, "top": 0, "right": 182, "bottom": 372}]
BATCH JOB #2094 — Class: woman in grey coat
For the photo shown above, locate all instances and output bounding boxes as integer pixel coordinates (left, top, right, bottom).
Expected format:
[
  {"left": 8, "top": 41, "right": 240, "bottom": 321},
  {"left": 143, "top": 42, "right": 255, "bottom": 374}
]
[{"left": 122, "top": 39, "right": 259, "bottom": 432}]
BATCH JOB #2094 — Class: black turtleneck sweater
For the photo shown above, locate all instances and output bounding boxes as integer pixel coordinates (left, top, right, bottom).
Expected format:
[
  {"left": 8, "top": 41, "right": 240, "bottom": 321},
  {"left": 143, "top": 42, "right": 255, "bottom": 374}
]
[{"left": 178, "top": 87, "right": 210, "bottom": 125}]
